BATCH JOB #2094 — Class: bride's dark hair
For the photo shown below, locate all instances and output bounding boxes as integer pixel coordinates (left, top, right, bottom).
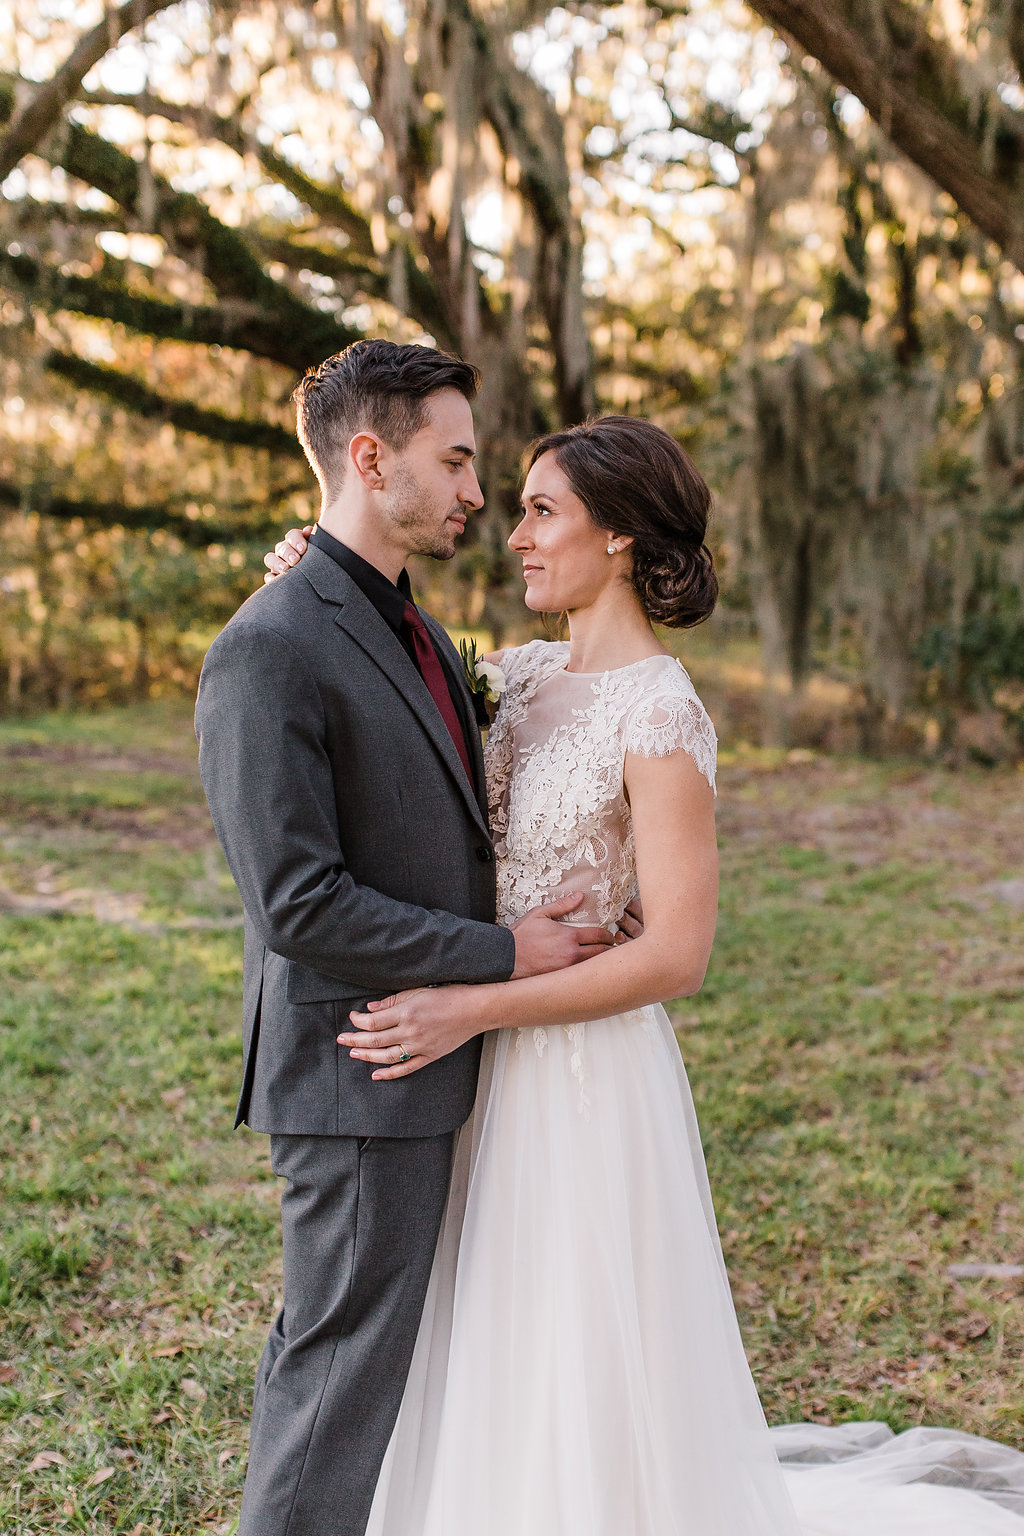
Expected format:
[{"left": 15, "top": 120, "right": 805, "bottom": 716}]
[{"left": 525, "top": 416, "right": 718, "bottom": 629}]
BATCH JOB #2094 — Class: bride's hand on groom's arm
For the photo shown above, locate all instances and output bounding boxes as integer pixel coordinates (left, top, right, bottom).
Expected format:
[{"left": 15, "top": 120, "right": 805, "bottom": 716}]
[{"left": 264, "top": 525, "right": 313, "bottom": 583}]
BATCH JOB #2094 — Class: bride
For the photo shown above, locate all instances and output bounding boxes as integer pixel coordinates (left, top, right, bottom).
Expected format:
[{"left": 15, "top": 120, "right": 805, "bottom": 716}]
[{"left": 267, "top": 415, "right": 1024, "bottom": 1535}]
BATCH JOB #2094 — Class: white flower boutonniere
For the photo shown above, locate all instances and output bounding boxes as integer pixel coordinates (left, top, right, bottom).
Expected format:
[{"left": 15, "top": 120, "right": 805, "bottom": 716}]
[{"left": 459, "top": 638, "right": 506, "bottom": 706}]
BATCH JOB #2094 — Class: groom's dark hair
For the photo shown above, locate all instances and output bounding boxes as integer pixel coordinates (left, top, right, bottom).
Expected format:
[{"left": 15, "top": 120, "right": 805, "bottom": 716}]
[{"left": 293, "top": 340, "right": 480, "bottom": 496}]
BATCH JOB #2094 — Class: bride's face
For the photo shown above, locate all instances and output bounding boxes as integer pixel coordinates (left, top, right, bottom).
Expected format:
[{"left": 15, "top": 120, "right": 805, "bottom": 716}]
[{"left": 508, "top": 452, "right": 629, "bottom": 614}]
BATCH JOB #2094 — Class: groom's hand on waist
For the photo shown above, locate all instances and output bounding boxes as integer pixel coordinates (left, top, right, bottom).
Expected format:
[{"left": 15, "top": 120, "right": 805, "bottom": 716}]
[{"left": 509, "top": 893, "right": 615, "bottom": 979}]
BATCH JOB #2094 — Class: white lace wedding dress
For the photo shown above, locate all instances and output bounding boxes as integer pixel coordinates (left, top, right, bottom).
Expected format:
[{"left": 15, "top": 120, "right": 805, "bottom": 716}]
[{"left": 365, "top": 639, "right": 1024, "bottom": 1536}]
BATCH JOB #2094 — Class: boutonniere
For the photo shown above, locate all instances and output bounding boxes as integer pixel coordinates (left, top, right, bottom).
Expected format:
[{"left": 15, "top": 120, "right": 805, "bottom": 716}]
[{"left": 459, "top": 638, "right": 506, "bottom": 708}]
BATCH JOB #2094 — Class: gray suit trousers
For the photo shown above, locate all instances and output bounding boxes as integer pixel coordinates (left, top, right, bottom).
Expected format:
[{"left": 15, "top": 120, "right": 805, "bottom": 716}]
[{"left": 239, "top": 1132, "right": 455, "bottom": 1536}]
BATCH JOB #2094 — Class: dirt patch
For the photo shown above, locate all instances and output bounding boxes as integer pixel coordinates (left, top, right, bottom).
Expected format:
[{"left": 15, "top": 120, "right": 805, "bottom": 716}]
[
  {"left": 718, "top": 759, "right": 1024, "bottom": 887},
  {"left": 0, "top": 742, "right": 199, "bottom": 775}
]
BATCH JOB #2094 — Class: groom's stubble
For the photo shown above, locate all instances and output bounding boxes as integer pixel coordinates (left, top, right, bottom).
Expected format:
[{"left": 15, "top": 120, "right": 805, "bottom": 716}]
[{"left": 383, "top": 457, "right": 468, "bottom": 564}]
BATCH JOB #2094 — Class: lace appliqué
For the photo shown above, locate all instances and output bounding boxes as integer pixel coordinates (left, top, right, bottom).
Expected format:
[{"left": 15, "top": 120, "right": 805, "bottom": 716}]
[
  {"left": 487, "top": 642, "right": 716, "bottom": 1111},
  {"left": 490, "top": 665, "right": 639, "bottom": 928},
  {"left": 484, "top": 640, "right": 566, "bottom": 857},
  {"left": 515, "top": 1026, "right": 549, "bottom": 1058},
  {"left": 513, "top": 1021, "right": 592, "bottom": 1118},
  {"left": 485, "top": 644, "right": 717, "bottom": 930},
  {"left": 565, "top": 1023, "right": 592, "bottom": 1119},
  {"left": 624, "top": 690, "right": 717, "bottom": 790}
]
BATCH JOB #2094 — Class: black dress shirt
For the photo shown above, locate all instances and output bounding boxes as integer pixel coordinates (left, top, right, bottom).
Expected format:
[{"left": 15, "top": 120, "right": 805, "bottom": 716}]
[{"left": 308, "top": 525, "right": 482, "bottom": 755}]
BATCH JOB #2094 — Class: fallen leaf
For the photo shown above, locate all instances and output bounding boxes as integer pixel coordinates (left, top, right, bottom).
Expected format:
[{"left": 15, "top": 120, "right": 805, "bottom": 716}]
[
  {"left": 153, "top": 1345, "right": 182, "bottom": 1357},
  {"left": 181, "top": 1377, "right": 207, "bottom": 1403},
  {"left": 27, "top": 1450, "right": 68, "bottom": 1472},
  {"left": 63, "top": 1499, "right": 76, "bottom": 1517},
  {"left": 88, "top": 1466, "right": 116, "bottom": 1487},
  {"left": 0, "top": 1363, "right": 16, "bottom": 1383},
  {"left": 98, "top": 1253, "right": 114, "bottom": 1272},
  {"left": 152, "top": 1410, "right": 172, "bottom": 1425},
  {"left": 962, "top": 1313, "right": 990, "bottom": 1340},
  {"left": 64, "top": 1313, "right": 86, "bottom": 1337},
  {"left": 218, "top": 1447, "right": 237, "bottom": 1466}
]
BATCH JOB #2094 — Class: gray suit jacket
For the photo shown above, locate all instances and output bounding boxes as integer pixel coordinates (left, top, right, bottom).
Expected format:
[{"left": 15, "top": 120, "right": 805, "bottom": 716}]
[{"left": 195, "top": 545, "right": 515, "bottom": 1138}]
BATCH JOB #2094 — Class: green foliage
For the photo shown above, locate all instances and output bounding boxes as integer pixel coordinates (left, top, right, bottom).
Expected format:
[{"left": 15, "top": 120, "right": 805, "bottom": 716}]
[{"left": 919, "top": 581, "right": 1024, "bottom": 745}]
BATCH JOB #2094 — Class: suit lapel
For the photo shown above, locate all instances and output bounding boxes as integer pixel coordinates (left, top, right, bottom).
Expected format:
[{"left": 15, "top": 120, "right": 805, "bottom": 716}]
[{"left": 299, "top": 548, "right": 490, "bottom": 836}]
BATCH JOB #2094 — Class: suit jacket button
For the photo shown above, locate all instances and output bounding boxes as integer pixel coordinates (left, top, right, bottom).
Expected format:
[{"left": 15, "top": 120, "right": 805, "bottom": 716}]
[{"left": 476, "top": 845, "right": 494, "bottom": 863}]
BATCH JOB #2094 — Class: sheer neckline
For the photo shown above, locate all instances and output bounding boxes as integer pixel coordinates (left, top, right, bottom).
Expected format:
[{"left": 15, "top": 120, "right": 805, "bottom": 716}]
[{"left": 558, "top": 652, "right": 679, "bottom": 679}]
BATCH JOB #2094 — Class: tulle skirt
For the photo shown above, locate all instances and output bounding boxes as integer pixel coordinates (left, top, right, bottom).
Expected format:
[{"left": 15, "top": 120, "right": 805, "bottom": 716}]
[{"left": 365, "top": 1007, "right": 1024, "bottom": 1535}]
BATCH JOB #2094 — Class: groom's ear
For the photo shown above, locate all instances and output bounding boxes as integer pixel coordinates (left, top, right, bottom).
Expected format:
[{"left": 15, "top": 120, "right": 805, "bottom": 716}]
[{"left": 349, "top": 431, "right": 386, "bottom": 488}]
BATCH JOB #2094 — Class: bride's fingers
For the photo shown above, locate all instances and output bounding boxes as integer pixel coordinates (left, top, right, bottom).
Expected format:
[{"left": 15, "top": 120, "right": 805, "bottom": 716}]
[
  {"left": 348, "top": 1045, "right": 413, "bottom": 1064},
  {"left": 371, "top": 1057, "right": 426, "bottom": 1081},
  {"left": 284, "top": 527, "right": 310, "bottom": 555},
  {"left": 572, "top": 941, "right": 621, "bottom": 962},
  {"left": 337, "top": 1025, "right": 399, "bottom": 1048},
  {"left": 345, "top": 1009, "right": 398, "bottom": 1034},
  {"left": 365, "top": 994, "right": 401, "bottom": 1012}
]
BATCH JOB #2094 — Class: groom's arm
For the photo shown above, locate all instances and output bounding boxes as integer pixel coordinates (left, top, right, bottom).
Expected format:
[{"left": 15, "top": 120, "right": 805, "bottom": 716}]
[{"left": 196, "top": 620, "right": 516, "bottom": 991}]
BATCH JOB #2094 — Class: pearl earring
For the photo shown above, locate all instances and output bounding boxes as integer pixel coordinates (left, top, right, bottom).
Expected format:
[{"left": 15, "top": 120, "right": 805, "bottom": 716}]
[{"left": 606, "top": 543, "right": 616, "bottom": 555}]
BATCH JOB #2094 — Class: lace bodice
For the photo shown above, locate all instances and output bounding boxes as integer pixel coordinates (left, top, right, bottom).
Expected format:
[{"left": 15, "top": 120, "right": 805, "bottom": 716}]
[{"left": 484, "top": 640, "right": 717, "bottom": 930}]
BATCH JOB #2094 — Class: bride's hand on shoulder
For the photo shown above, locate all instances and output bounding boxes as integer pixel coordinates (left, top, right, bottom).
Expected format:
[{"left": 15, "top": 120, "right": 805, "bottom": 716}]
[
  {"left": 263, "top": 525, "right": 314, "bottom": 583},
  {"left": 338, "top": 985, "right": 483, "bottom": 1080}
]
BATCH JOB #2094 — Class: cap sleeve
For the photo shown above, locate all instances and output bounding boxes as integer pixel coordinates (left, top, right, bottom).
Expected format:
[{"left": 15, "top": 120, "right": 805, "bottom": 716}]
[{"left": 623, "top": 663, "right": 717, "bottom": 793}]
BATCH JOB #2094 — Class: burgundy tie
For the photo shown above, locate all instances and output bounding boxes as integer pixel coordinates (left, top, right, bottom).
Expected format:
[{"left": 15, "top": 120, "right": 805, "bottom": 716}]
[{"left": 402, "top": 601, "right": 474, "bottom": 786}]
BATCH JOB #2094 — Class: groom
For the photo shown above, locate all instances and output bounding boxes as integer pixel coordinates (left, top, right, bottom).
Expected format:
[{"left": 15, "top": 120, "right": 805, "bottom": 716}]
[{"left": 195, "top": 340, "right": 615, "bottom": 1536}]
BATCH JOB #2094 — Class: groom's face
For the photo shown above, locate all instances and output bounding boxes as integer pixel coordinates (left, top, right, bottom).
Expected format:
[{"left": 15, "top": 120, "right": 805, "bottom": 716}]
[{"left": 379, "top": 389, "right": 484, "bottom": 562}]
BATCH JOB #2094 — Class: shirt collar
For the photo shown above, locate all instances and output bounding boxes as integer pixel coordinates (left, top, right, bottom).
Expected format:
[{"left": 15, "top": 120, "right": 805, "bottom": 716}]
[{"left": 309, "top": 525, "right": 412, "bottom": 634}]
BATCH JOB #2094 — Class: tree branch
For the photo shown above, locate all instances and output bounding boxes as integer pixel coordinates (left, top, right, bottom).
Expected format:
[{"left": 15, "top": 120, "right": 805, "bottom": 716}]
[
  {"left": 74, "top": 86, "right": 459, "bottom": 342},
  {"left": 78, "top": 87, "right": 380, "bottom": 261},
  {"left": 1, "top": 248, "right": 357, "bottom": 370},
  {"left": 0, "top": 477, "right": 282, "bottom": 544},
  {"left": 462, "top": 2, "right": 596, "bottom": 418},
  {"left": 0, "top": 76, "right": 368, "bottom": 357},
  {"left": 0, "top": 0, "right": 180, "bottom": 182},
  {"left": 743, "top": 0, "right": 1024, "bottom": 267},
  {"left": 44, "top": 350, "right": 304, "bottom": 456}
]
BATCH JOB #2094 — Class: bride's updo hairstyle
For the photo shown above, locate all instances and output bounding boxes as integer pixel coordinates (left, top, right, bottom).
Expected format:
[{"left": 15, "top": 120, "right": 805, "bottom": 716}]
[{"left": 526, "top": 415, "right": 718, "bottom": 629}]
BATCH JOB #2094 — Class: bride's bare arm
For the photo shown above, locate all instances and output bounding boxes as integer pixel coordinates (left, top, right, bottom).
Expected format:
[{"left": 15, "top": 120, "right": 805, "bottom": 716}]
[{"left": 340, "top": 748, "right": 717, "bottom": 1078}]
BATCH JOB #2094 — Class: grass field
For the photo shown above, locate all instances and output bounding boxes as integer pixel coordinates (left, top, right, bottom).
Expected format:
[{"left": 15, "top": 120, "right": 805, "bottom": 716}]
[{"left": 1, "top": 701, "right": 1022, "bottom": 1533}]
